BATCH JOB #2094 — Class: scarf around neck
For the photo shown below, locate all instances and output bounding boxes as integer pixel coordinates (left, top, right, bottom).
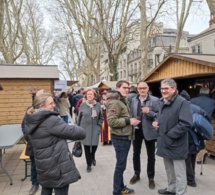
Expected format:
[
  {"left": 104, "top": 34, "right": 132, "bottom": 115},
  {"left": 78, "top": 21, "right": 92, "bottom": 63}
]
[{"left": 86, "top": 100, "right": 97, "bottom": 118}]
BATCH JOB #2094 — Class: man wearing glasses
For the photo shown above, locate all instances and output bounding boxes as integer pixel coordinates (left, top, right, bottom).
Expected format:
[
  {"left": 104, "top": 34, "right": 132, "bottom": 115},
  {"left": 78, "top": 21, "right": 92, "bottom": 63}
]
[
  {"left": 153, "top": 78, "right": 193, "bottom": 195},
  {"left": 129, "top": 82, "right": 159, "bottom": 189},
  {"left": 107, "top": 80, "right": 140, "bottom": 195}
]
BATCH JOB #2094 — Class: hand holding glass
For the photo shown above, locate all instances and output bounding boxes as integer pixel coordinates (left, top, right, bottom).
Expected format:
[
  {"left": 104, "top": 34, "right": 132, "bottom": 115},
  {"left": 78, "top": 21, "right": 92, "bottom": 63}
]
[
  {"left": 152, "top": 120, "right": 159, "bottom": 130},
  {"left": 130, "top": 118, "right": 141, "bottom": 128},
  {"left": 134, "top": 116, "right": 141, "bottom": 129}
]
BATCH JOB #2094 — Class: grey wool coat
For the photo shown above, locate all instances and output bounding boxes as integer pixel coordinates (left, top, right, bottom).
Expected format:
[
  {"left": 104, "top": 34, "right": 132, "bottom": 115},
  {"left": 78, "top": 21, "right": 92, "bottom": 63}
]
[
  {"left": 25, "top": 107, "right": 86, "bottom": 188},
  {"left": 77, "top": 102, "right": 104, "bottom": 146}
]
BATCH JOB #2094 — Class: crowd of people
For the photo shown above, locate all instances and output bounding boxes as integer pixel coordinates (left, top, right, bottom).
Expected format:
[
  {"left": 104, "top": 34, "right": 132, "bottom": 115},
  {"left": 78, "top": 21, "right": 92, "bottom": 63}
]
[{"left": 21, "top": 79, "right": 215, "bottom": 195}]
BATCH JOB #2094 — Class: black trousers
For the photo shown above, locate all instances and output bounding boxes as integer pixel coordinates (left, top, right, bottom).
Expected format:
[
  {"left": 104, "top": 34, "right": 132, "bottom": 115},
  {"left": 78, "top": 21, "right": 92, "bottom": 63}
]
[
  {"left": 41, "top": 185, "right": 69, "bottom": 195},
  {"left": 133, "top": 128, "right": 156, "bottom": 179},
  {"left": 84, "top": 145, "right": 98, "bottom": 166},
  {"left": 186, "top": 153, "right": 197, "bottom": 182}
]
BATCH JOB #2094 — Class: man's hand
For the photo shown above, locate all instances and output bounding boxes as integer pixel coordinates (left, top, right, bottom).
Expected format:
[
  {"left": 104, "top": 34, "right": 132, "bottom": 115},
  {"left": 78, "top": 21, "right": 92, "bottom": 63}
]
[
  {"left": 142, "top": 106, "right": 149, "bottom": 114},
  {"left": 130, "top": 118, "right": 141, "bottom": 126},
  {"left": 152, "top": 121, "right": 159, "bottom": 130}
]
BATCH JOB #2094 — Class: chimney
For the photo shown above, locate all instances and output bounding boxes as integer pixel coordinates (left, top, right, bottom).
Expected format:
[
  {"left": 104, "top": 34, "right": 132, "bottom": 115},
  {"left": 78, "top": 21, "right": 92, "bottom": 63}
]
[{"left": 209, "top": 13, "right": 215, "bottom": 28}]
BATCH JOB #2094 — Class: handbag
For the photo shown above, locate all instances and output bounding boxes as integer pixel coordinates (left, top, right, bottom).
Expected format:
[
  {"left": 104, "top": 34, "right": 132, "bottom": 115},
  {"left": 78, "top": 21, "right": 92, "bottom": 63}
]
[{"left": 72, "top": 141, "right": 82, "bottom": 157}]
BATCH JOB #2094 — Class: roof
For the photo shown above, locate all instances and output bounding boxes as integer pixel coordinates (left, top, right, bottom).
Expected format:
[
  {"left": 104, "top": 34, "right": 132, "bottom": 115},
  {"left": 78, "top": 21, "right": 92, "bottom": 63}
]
[
  {"left": 188, "top": 27, "right": 215, "bottom": 42},
  {"left": 143, "top": 53, "right": 215, "bottom": 82},
  {"left": 67, "top": 80, "right": 79, "bottom": 86},
  {"left": 0, "top": 64, "right": 59, "bottom": 79}
]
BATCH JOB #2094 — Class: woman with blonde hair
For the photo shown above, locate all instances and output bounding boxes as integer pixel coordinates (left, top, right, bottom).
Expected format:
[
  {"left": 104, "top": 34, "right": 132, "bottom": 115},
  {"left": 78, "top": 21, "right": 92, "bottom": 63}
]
[
  {"left": 25, "top": 93, "right": 85, "bottom": 195},
  {"left": 77, "top": 88, "right": 103, "bottom": 173}
]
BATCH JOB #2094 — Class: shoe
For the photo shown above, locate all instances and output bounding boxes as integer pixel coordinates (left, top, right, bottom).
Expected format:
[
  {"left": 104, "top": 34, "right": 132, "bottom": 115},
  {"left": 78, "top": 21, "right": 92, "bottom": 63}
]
[
  {"left": 92, "top": 159, "right": 96, "bottom": 166},
  {"left": 87, "top": 165, "right": 91, "bottom": 173},
  {"left": 158, "top": 188, "right": 176, "bottom": 194},
  {"left": 196, "top": 161, "right": 201, "bottom": 164},
  {"left": 149, "top": 179, "right": 155, "bottom": 189},
  {"left": 29, "top": 184, "right": 39, "bottom": 195},
  {"left": 121, "top": 186, "right": 135, "bottom": 194},
  {"left": 129, "top": 175, "right": 140, "bottom": 185},
  {"left": 187, "top": 181, "right": 197, "bottom": 187}
]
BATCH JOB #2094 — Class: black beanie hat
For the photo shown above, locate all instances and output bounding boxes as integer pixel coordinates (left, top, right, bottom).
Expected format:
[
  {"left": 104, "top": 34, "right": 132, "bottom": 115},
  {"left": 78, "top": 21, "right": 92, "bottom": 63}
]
[{"left": 180, "top": 90, "right": 190, "bottom": 101}]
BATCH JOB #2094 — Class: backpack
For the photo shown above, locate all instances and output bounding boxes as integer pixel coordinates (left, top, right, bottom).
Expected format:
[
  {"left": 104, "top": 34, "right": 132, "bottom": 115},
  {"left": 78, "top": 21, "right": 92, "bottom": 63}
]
[{"left": 192, "top": 113, "right": 214, "bottom": 140}]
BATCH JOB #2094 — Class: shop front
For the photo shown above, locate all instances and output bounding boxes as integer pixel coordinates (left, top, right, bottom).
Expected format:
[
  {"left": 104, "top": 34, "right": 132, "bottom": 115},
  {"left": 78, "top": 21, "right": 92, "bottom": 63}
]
[{"left": 142, "top": 53, "right": 215, "bottom": 156}]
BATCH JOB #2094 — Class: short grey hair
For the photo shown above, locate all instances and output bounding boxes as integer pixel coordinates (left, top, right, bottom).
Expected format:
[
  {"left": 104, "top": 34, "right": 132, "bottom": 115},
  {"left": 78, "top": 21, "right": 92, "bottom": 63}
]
[
  {"left": 200, "top": 87, "right": 209, "bottom": 94},
  {"left": 161, "top": 78, "right": 177, "bottom": 88}
]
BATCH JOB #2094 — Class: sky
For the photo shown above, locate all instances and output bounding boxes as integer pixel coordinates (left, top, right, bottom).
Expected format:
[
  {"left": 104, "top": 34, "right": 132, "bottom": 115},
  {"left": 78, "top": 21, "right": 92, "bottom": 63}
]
[{"left": 180, "top": 1, "right": 210, "bottom": 35}]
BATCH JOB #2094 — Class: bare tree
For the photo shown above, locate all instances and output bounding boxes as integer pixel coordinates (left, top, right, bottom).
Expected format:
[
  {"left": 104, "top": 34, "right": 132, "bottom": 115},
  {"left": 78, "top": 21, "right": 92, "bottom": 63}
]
[
  {"left": 95, "top": 0, "right": 139, "bottom": 81},
  {"left": 19, "top": 1, "right": 55, "bottom": 65},
  {"left": 51, "top": 0, "right": 102, "bottom": 85},
  {"left": 139, "top": 0, "right": 166, "bottom": 78},
  {"left": 0, "top": 0, "right": 24, "bottom": 63},
  {"left": 174, "top": 0, "right": 193, "bottom": 52},
  {"left": 207, "top": 0, "right": 215, "bottom": 23}
]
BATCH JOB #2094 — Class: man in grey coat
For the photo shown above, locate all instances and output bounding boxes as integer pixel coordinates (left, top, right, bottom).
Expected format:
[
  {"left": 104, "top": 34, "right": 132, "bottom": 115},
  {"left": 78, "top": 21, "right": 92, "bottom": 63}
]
[
  {"left": 153, "top": 78, "right": 193, "bottom": 195},
  {"left": 129, "top": 82, "right": 159, "bottom": 189}
]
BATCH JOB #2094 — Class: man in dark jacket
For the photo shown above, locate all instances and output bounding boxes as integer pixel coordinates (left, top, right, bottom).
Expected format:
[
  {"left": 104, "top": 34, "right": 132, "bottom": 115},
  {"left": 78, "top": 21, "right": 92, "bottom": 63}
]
[
  {"left": 127, "top": 85, "right": 137, "bottom": 107},
  {"left": 191, "top": 87, "right": 215, "bottom": 163},
  {"left": 153, "top": 78, "right": 193, "bottom": 195},
  {"left": 180, "top": 90, "right": 209, "bottom": 188},
  {"left": 107, "top": 80, "right": 140, "bottom": 195},
  {"left": 129, "top": 82, "right": 159, "bottom": 189}
]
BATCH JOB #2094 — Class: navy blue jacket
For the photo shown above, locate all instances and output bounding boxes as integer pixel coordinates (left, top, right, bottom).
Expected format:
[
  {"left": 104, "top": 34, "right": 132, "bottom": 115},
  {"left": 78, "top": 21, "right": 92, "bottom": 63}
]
[
  {"left": 156, "top": 93, "right": 193, "bottom": 160},
  {"left": 191, "top": 94, "right": 215, "bottom": 120}
]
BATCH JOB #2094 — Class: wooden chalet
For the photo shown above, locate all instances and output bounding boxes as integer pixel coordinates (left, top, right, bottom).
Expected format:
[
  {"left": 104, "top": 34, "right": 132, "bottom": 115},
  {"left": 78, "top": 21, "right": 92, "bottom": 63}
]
[
  {"left": 0, "top": 64, "right": 59, "bottom": 125},
  {"left": 142, "top": 53, "right": 215, "bottom": 156}
]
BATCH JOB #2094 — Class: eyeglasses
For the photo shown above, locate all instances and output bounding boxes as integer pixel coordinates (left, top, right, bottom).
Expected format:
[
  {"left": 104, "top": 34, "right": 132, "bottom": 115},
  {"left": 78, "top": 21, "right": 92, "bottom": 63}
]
[
  {"left": 138, "top": 87, "right": 147, "bottom": 90},
  {"left": 122, "top": 87, "right": 130, "bottom": 90},
  {"left": 160, "top": 87, "right": 172, "bottom": 91}
]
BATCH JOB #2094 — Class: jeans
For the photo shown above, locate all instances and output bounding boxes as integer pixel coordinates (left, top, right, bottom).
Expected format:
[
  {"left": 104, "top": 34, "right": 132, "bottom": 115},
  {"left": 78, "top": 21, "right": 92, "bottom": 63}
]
[
  {"left": 41, "top": 185, "right": 69, "bottom": 195},
  {"left": 112, "top": 138, "right": 131, "bottom": 195},
  {"left": 61, "top": 115, "right": 68, "bottom": 123},
  {"left": 30, "top": 156, "right": 38, "bottom": 185}
]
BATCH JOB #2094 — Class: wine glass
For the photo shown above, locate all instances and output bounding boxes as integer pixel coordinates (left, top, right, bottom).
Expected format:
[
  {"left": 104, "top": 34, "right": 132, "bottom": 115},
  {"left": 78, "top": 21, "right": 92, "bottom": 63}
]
[{"left": 134, "top": 116, "right": 141, "bottom": 129}]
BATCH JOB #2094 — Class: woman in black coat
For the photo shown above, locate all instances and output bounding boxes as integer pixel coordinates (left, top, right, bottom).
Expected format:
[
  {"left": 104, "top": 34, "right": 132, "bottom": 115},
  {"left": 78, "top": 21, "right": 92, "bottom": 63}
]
[{"left": 26, "top": 93, "right": 86, "bottom": 195}]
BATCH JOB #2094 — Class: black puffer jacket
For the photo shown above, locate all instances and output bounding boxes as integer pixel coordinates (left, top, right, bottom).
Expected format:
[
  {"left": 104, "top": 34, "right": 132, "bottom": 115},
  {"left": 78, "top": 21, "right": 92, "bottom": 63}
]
[{"left": 25, "top": 107, "right": 86, "bottom": 188}]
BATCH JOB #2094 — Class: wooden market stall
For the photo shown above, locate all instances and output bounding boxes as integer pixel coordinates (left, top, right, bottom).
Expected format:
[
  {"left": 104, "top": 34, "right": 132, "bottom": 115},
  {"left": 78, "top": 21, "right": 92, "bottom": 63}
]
[
  {"left": 142, "top": 53, "right": 215, "bottom": 156},
  {"left": 0, "top": 64, "right": 59, "bottom": 125}
]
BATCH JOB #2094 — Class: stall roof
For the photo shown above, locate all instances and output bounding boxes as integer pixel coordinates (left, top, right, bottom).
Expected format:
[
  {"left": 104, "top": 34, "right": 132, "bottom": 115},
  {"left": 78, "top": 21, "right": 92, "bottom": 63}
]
[
  {"left": 67, "top": 80, "right": 79, "bottom": 86},
  {"left": 143, "top": 54, "right": 215, "bottom": 83},
  {"left": 0, "top": 64, "right": 59, "bottom": 79}
]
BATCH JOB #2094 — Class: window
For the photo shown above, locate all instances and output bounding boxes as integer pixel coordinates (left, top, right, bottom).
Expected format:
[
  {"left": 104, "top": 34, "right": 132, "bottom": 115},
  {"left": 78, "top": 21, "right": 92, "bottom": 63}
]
[
  {"left": 124, "top": 70, "right": 126, "bottom": 78},
  {"left": 197, "top": 44, "right": 202, "bottom": 54},
  {"left": 192, "top": 46, "right": 195, "bottom": 53},
  {"left": 120, "top": 71, "right": 122, "bottom": 79}
]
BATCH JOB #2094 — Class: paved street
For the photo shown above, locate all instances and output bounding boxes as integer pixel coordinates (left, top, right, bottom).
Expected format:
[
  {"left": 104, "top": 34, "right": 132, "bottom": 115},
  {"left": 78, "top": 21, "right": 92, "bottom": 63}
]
[{"left": 0, "top": 141, "right": 215, "bottom": 195}]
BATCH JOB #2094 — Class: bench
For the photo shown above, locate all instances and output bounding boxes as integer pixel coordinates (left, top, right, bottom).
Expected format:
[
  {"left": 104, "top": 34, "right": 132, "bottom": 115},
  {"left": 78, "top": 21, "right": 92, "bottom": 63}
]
[{"left": 19, "top": 145, "right": 31, "bottom": 181}]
